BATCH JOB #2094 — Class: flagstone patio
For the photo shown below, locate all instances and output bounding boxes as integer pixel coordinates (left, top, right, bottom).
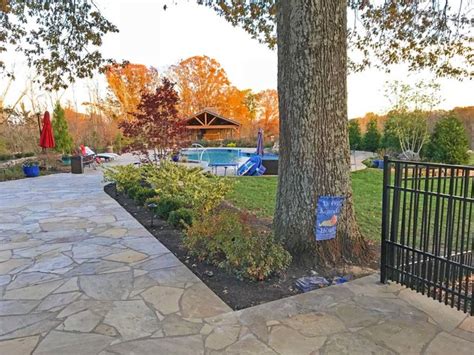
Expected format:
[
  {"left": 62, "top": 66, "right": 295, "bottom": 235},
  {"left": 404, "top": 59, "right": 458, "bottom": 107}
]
[{"left": 0, "top": 171, "right": 472, "bottom": 354}]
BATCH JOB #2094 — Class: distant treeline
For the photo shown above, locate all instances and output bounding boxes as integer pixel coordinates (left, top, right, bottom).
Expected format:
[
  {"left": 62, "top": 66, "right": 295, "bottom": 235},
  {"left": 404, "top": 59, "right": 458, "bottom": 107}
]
[{"left": 351, "top": 106, "right": 474, "bottom": 149}]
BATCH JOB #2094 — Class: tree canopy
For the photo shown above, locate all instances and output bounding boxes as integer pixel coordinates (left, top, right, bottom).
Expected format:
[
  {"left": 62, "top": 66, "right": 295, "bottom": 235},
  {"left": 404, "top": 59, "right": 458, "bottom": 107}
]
[
  {"left": 199, "top": 0, "right": 473, "bottom": 78},
  {"left": 1, "top": 0, "right": 118, "bottom": 90},
  {"left": 2, "top": 1, "right": 472, "bottom": 92}
]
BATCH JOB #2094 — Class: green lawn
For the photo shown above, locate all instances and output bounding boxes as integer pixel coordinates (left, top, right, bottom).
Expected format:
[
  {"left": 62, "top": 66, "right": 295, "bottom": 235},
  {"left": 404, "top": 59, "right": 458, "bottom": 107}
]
[{"left": 227, "top": 168, "right": 383, "bottom": 241}]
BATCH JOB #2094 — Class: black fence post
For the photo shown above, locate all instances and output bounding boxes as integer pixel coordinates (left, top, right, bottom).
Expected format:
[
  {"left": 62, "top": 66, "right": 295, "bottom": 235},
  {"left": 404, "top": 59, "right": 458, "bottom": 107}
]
[{"left": 380, "top": 155, "right": 391, "bottom": 284}]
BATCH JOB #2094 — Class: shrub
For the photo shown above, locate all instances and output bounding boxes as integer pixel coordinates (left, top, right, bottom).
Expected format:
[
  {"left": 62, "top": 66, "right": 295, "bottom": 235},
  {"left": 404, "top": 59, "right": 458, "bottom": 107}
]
[
  {"left": 134, "top": 187, "right": 157, "bottom": 205},
  {"left": 362, "top": 157, "right": 375, "bottom": 168},
  {"left": 0, "top": 165, "right": 25, "bottom": 181},
  {"left": 426, "top": 113, "right": 469, "bottom": 165},
  {"left": 184, "top": 210, "right": 292, "bottom": 281},
  {"left": 0, "top": 153, "right": 13, "bottom": 161},
  {"left": 168, "top": 208, "right": 194, "bottom": 228},
  {"left": 103, "top": 164, "right": 143, "bottom": 192},
  {"left": 145, "top": 161, "right": 233, "bottom": 213},
  {"left": 106, "top": 162, "right": 233, "bottom": 223},
  {"left": 148, "top": 196, "right": 186, "bottom": 219},
  {"left": 126, "top": 185, "right": 142, "bottom": 199}
]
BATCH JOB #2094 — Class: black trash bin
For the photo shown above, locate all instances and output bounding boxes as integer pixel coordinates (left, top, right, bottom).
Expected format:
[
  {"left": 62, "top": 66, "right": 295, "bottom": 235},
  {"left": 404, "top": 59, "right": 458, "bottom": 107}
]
[
  {"left": 71, "top": 155, "right": 84, "bottom": 174},
  {"left": 262, "top": 159, "right": 278, "bottom": 175}
]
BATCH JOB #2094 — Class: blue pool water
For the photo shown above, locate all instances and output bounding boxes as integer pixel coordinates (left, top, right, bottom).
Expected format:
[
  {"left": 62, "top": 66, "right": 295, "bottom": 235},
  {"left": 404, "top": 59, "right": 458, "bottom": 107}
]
[{"left": 181, "top": 148, "right": 278, "bottom": 165}]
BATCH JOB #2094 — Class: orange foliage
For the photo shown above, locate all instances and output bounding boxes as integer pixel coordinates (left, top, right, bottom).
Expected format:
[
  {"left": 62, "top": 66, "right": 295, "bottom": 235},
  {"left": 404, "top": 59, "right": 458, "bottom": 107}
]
[
  {"left": 105, "top": 63, "right": 158, "bottom": 121},
  {"left": 352, "top": 112, "right": 387, "bottom": 132},
  {"left": 64, "top": 106, "right": 120, "bottom": 151},
  {"left": 170, "top": 56, "right": 230, "bottom": 117},
  {"left": 255, "top": 89, "right": 279, "bottom": 138},
  {"left": 169, "top": 55, "right": 256, "bottom": 136},
  {"left": 450, "top": 106, "right": 474, "bottom": 149}
]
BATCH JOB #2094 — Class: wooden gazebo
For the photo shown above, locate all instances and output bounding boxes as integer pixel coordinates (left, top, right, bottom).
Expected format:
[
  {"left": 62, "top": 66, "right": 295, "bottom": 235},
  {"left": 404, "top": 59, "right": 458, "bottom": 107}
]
[{"left": 185, "top": 109, "right": 241, "bottom": 141}]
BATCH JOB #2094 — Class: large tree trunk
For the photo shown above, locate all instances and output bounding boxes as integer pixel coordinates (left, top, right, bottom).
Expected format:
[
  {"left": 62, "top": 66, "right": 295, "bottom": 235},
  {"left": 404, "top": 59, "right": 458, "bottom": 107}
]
[{"left": 275, "top": 0, "right": 369, "bottom": 266}]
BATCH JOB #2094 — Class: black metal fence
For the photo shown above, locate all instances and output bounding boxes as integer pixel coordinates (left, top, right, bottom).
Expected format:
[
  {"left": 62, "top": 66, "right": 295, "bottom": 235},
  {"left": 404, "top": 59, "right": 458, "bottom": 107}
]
[{"left": 380, "top": 157, "right": 473, "bottom": 315}]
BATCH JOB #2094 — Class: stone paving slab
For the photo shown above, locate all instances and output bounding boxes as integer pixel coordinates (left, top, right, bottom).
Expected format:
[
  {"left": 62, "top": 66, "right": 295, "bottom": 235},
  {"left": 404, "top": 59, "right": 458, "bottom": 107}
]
[
  {"left": 0, "top": 173, "right": 230, "bottom": 354},
  {"left": 202, "top": 274, "right": 473, "bottom": 354},
  {"left": 1, "top": 171, "right": 472, "bottom": 354}
]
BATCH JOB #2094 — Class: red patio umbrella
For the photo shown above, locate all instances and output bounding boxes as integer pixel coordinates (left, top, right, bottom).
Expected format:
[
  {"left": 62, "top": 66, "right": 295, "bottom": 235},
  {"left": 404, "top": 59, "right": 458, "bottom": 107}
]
[{"left": 39, "top": 111, "right": 55, "bottom": 149}]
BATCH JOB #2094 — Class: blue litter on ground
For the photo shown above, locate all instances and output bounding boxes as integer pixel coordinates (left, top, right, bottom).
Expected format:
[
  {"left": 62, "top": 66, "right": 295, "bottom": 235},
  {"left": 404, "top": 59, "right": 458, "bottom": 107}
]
[
  {"left": 295, "top": 276, "right": 330, "bottom": 293},
  {"left": 332, "top": 276, "right": 350, "bottom": 285}
]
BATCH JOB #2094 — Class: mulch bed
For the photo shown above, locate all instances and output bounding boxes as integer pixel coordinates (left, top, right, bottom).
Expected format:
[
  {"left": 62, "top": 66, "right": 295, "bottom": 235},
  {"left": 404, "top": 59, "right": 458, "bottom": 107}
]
[{"left": 105, "top": 183, "right": 375, "bottom": 310}]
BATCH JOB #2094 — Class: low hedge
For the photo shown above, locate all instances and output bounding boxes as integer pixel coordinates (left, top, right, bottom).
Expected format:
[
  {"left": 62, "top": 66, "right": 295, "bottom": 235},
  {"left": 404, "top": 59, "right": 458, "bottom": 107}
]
[{"left": 0, "top": 152, "right": 35, "bottom": 161}]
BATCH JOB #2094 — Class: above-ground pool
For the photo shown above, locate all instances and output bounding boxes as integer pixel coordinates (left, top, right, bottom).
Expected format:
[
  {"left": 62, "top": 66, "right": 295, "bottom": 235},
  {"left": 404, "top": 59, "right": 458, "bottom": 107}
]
[{"left": 181, "top": 148, "right": 278, "bottom": 166}]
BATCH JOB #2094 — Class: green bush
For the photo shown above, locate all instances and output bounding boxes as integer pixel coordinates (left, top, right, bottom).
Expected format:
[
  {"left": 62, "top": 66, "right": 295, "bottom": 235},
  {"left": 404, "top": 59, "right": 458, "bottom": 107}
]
[
  {"left": 145, "top": 161, "right": 233, "bottom": 213},
  {"left": 106, "top": 162, "right": 233, "bottom": 225},
  {"left": 168, "top": 208, "right": 194, "bottom": 228},
  {"left": 148, "top": 196, "right": 186, "bottom": 219},
  {"left": 0, "top": 153, "right": 12, "bottom": 161},
  {"left": 426, "top": 113, "right": 469, "bottom": 165},
  {"left": 184, "top": 210, "right": 291, "bottom": 281},
  {"left": 133, "top": 187, "right": 157, "bottom": 205},
  {"left": 126, "top": 185, "right": 142, "bottom": 199},
  {"left": 103, "top": 164, "right": 143, "bottom": 192},
  {"left": 0, "top": 165, "right": 25, "bottom": 181}
]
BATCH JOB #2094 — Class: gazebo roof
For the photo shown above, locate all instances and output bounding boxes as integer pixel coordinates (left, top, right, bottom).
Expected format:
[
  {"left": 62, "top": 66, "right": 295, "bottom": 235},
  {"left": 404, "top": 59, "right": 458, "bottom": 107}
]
[{"left": 185, "top": 109, "right": 241, "bottom": 129}]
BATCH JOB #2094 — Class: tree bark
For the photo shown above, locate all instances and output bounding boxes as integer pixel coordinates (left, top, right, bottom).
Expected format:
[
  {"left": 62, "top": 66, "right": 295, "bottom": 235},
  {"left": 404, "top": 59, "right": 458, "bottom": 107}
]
[{"left": 275, "top": 0, "right": 369, "bottom": 265}]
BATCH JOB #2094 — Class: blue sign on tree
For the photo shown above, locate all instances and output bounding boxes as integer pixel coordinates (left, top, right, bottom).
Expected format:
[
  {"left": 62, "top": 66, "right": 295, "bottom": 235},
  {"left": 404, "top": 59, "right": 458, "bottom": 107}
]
[{"left": 314, "top": 196, "right": 345, "bottom": 241}]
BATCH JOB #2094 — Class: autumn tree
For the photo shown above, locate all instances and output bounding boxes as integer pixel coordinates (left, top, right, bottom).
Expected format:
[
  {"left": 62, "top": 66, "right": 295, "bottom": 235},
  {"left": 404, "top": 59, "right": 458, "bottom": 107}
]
[
  {"left": 105, "top": 63, "right": 159, "bottom": 122},
  {"left": 119, "top": 78, "right": 188, "bottom": 162},
  {"left": 169, "top": 55, "right": 258, "bottom": 136},
  {"left": 219, "top": 87, "right": 256, "bottom": 137},
  {"left": 256, "top": 89, "right": 279, "bottom": 138},
  {"left": 169, "top": 56, "right": 231, "bottom": 117}
]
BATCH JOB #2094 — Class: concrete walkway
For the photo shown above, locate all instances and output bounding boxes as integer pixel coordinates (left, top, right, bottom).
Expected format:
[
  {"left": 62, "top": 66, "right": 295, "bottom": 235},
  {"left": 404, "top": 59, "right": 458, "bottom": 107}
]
[{"left": 0, "top": 172, "right": 472, "bottom": 354}]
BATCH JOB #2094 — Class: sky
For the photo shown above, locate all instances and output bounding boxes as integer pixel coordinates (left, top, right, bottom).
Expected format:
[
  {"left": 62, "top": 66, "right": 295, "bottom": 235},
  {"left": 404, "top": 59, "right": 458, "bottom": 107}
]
[{"left": 2, "top": 0, "right": 473, "bottom": 118}]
